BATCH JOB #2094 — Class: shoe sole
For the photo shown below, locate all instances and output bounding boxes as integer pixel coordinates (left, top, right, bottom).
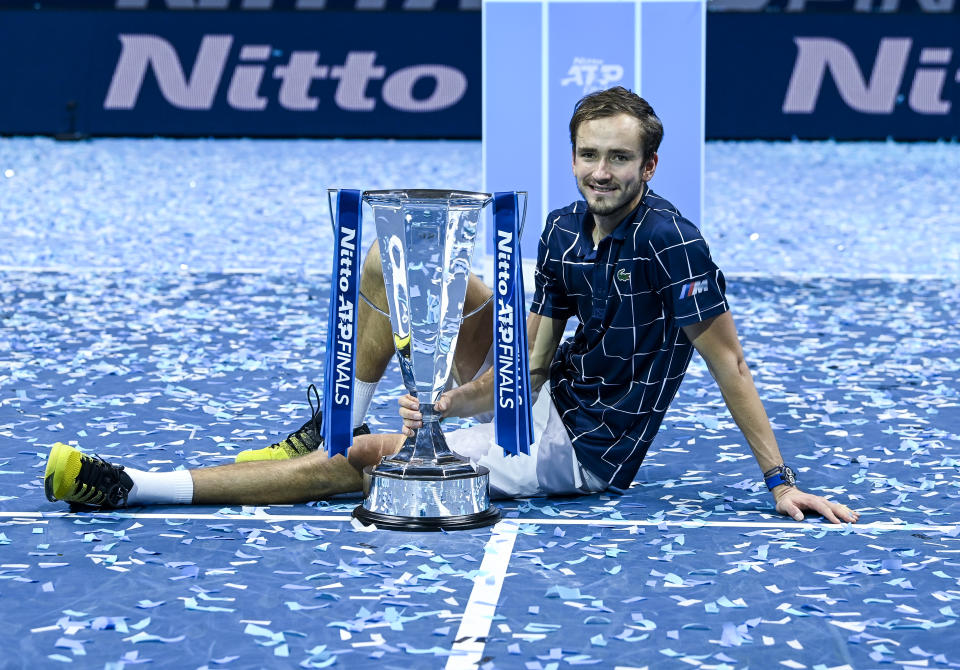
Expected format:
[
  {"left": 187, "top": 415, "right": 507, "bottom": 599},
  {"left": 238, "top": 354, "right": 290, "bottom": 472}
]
[{"left": 44, "top": 442, "right": 81, "bottom": 502}]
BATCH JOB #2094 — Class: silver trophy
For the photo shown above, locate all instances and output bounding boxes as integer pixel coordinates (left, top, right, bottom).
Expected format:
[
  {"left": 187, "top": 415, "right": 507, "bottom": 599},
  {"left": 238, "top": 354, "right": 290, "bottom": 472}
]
[{"left": 328, "top": 189, "right": 506, "bottom": 531}]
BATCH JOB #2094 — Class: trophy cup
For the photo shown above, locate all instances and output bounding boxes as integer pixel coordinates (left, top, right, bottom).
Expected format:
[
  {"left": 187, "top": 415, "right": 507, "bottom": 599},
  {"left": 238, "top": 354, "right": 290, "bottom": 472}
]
[{"left": 327, "top": 189, "right": 520, "bottom": 531}]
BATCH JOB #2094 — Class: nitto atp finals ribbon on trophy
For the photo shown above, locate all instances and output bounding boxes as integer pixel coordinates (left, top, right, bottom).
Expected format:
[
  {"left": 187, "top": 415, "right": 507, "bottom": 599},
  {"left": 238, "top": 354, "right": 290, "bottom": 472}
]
[
  {"left": 323, "top": 188, "right": 362, "bottom": 457},
  {"left": 493, "top": 191, "right": 534, "bottom": 457}
]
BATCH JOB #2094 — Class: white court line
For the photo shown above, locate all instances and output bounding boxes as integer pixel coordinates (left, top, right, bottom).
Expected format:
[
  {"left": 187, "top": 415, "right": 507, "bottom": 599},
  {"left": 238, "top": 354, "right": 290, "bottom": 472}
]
[
  {"left": 2, "top": 511, "right": 957, "bottom": 533},
  {"left": 445, "top": 519, "right": 519, "bottom": 670}
]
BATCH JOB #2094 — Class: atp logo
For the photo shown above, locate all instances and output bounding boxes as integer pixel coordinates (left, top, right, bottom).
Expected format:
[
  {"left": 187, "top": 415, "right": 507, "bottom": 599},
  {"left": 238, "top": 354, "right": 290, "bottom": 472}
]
[
  {"left": 679, "top": 279, "right": 709, "bottom": 300},
  {"left": 560, "top": 57, "right": 624, "bottom": 94}
]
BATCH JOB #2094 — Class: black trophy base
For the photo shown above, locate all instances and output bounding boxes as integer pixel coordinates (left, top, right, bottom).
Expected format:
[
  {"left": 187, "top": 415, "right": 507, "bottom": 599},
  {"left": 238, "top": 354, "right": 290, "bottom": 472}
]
[{"left": 352, "top": 505, "right": 501, "bottom": 532}]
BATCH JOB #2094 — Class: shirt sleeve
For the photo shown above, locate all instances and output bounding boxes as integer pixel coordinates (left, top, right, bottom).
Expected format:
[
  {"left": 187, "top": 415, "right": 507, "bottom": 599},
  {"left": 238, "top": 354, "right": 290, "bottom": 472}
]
[
  {"left": 531, "top": 215, "right": 576, "bottom": 320},
  {"left": 649, "top": 218, "right": 728, "bottom": 327}
]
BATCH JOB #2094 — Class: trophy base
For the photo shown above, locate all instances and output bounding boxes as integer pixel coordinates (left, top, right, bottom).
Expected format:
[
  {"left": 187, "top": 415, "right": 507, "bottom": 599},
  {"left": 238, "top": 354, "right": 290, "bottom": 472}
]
[
  {"left": 353, "top": 465, "right": 501, "bottom": 532},
  {"left": 352, "top": 506, "right": 502, "bottom": 532}
]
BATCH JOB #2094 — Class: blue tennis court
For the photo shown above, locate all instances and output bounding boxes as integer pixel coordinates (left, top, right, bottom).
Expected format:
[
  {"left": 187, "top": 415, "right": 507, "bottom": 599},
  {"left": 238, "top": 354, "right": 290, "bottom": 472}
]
[{"left": 1, "top": 138, "right": 959, "bottom": 668}]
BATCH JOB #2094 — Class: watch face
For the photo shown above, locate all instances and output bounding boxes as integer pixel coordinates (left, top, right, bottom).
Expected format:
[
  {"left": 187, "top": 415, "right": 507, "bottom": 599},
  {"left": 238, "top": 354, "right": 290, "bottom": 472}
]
[{"left": 783, "top": 466, "right": 797, "bottom": 486}]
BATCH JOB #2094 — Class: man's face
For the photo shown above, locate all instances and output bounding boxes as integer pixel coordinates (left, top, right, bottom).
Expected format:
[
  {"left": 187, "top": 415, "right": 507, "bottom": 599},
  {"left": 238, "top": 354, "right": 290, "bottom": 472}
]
[{"left": 572, "top": 113, "right": 657, "bottom": 223}]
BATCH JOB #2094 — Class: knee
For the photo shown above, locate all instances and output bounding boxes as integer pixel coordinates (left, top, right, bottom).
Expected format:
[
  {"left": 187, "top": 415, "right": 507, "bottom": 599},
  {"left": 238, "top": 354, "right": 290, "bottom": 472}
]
[
  {"left": 347, "top": 433, "right": 402, "bottom": 471},
  {"left": 464, "top": 274, "right": 494, "bottom": 319}
]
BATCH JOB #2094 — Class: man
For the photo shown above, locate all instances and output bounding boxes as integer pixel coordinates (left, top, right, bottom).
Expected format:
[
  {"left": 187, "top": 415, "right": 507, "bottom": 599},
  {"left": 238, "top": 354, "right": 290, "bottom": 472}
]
[{"left": 43, "top": 87, "right": 858, "bottom": 524}]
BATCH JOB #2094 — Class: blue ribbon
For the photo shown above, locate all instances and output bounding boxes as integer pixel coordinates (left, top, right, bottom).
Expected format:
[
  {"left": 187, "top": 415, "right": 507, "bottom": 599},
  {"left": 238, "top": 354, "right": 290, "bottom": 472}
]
[
  {"left": 493, "top": 191, "right": 533, "bottom": 456},
  {"left": 323, "top": 189, "right": 362, "bottom": 457}
]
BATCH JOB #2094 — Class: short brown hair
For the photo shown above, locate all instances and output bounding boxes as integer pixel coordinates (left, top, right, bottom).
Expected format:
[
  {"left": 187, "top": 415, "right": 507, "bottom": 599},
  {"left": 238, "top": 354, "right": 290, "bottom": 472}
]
[{"left": 569, "top": 86, "right": 663, "bottom": 164}]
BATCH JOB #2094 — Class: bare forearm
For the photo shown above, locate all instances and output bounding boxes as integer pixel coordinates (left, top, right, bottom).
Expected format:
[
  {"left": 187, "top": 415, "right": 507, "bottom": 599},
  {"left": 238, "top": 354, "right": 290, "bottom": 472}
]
[
  {"left": 685, "top": 313, "right": 785, "bottom": 477},
  {"left": 446, "top": 366, "right": 496, "bottom": 418},
  {"left": 445, "top": 311, "right": 565, "bottom": 419},
  {"left": 708, "top": 357, "right": 783, "bottom": 474},
  {"left": 527, "top": 311, "right": 565, "bottom": 394},
  {"left": 685, "top": 314, "right": 859, "bottom": 523}
]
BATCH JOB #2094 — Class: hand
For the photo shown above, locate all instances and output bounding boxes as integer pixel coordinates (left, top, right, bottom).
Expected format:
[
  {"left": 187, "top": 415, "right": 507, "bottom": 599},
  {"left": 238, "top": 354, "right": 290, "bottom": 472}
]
[
  {"left": 397, "top": 393, "right": 453, "bottom": 437},
  {"left": 774, "top": 487, "right": 860, "bottom": 524}
]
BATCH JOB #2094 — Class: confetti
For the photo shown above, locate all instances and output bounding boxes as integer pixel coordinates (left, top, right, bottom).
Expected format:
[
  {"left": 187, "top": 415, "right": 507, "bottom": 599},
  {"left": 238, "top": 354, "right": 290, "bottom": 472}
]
[{"left": 2, "top": 137, "right": 959, "bottom": 670}]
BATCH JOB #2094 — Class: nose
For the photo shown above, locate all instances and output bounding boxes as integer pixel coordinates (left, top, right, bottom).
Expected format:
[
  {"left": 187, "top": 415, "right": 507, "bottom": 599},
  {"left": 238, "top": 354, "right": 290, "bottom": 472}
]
[{"left": 593, "top": 159, "right": 613, "bottom": 181}]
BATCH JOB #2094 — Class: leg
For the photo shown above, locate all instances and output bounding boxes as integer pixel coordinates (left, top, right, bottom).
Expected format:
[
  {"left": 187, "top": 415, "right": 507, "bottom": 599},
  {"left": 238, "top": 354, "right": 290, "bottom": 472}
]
[
  {"left": 452, "top": 274, "right": 494, "bottom": 385},
  {"left": 192, "top": 433, "right": 405, "bottom": 505},
  {"left": 237, "top": 243, "right": 403, "bottom": 463},
  {"left": 43, "top": 434, "right": 406, "bottom": 508},
  {"left": 356, "top": 241, "right": 400, "bottom": 383},
  {"left": 359, "top": 240, "right": 493, "bottom": 385},
  {"left": 444, "top": 386, "right": 606, "bottom": 500},
  {"left": 237, "top": 243, "right": 491, "bottom": 463}
]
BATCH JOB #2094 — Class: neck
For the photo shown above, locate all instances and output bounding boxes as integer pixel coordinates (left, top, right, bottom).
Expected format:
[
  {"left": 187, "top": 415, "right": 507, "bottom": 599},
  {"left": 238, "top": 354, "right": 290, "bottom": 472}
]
[{"left": 592, "top": 216, "right": 619, "bottom": 240}]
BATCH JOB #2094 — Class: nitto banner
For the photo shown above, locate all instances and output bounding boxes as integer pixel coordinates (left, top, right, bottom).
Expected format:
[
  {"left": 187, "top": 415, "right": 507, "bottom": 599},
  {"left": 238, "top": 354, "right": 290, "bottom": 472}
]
[
  {"left": 707, "top": 13, "right": 960, "bottom": 139},
  {"left": 0, "top": 11, "right": 480, "bottom": 137},
  {"left": 3, "top": 9, "right": 956, "bottom": 140}
]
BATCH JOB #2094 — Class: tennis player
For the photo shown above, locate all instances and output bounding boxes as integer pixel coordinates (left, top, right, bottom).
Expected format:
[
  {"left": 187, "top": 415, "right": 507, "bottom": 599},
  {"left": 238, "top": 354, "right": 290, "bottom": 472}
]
[{"left": 43, "top": 87, "right": 858, "bottom": 525}]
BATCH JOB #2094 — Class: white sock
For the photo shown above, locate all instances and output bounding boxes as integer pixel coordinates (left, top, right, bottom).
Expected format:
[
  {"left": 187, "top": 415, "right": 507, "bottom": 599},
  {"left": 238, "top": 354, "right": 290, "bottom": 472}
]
[
  {"left": 353, "top": 379, "right": 378, "bottom": 429},
  {"left": 125, "top": 468, "right": 194, "bottom": 506}
]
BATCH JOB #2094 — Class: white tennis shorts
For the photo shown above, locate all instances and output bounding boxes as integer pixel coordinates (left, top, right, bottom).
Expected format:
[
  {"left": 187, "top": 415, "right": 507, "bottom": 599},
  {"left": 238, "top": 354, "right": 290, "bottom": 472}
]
[{"left": 444, "top": 349, "right": 607, "bottom": 499}]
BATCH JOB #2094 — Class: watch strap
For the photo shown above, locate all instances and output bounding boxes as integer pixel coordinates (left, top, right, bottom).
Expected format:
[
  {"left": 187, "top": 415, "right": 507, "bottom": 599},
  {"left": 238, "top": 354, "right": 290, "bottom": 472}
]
[{"left": 763, "top": 464, "right": 796, "bottom": 491}]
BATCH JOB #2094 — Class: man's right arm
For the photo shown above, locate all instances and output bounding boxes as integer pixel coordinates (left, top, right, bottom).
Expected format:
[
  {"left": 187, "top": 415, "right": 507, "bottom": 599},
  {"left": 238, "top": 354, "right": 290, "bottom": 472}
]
[
  {"left": 398, "top": 311, "right": 567, "bottom": 432},
  {"left": 444, "top": 311, "right": 566, "bottom": 417},
  {"left": 525, "top": 311, "right": 567, "bottom": 395}
]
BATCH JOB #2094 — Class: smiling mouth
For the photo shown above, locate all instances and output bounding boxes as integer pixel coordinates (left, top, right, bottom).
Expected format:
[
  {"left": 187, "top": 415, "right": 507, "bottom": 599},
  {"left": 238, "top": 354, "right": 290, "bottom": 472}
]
[{"left": 588, "top": 184, "right": 617, "bottom": 194}]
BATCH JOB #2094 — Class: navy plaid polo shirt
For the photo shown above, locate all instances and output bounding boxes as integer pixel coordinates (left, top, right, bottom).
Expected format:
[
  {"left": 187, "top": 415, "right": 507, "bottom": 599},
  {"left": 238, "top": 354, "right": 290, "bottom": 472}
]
[{"left": 531, "top": 188, "right": 729, "bottom": 490}]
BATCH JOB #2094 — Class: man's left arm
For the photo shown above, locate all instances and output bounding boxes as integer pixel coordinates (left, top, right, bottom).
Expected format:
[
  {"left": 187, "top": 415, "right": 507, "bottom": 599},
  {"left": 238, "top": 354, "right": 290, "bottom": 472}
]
[{"left": 682, "top": 312, "right": 859, "bottom": 524}]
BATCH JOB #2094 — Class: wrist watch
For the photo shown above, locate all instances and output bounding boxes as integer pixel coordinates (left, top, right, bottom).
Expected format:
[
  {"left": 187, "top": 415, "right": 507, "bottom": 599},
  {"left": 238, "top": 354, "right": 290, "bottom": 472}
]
[{"left": 763, "top": 464, "right": 797, "bottom": 490}]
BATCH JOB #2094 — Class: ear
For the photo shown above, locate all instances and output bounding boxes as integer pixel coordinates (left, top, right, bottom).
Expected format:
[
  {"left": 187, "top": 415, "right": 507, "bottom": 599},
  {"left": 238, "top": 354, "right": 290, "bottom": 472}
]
[
  {"left": 571, "top": 146, "right": 577, "bottom": 173},
  {"left": 641, "top": 152, "right": 659, "bottom": 182}
]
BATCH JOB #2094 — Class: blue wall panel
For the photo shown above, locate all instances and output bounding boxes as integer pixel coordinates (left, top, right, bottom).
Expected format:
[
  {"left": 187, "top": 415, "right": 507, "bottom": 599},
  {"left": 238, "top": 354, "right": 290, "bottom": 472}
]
[
  {"left": 641, "top": 0, "right": 704, "bottom": 225},
  {"left": 483, "top": 1, "right": 543, "bottom": 257},
  {"left": 547, "top": 2, "right": 637, "bottom": 218}
]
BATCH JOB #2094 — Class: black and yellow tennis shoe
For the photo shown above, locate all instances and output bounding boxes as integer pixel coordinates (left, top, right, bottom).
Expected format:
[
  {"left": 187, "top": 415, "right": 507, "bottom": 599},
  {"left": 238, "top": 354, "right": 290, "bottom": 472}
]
[
  {"left": 44, "top": 442, "right": 133, "bottom": 510},
  {"left": 235, "top": 384, "right": 370, "bottom": 462}
]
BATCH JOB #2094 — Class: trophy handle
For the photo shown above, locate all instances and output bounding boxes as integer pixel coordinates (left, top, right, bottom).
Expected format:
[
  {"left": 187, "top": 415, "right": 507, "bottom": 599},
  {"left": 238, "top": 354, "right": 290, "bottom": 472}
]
[
  {"left": 517, "top": 190, "right": 528, "bottom": 237},
  {"left": 327, "top": 189, "right": 529, "bottom": 322},
  {"left": 326, "top": 187, "right": 338, "bottom": 231},
  {"left": 461, "top": 296, "right": 493, "bottom": 320}
]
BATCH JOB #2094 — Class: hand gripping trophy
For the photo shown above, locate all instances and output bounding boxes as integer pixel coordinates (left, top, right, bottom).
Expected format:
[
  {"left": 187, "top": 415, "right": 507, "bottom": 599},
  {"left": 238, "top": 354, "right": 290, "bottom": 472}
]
[{"left": 324, "top": 189, "right": 532, "bottom": 531}]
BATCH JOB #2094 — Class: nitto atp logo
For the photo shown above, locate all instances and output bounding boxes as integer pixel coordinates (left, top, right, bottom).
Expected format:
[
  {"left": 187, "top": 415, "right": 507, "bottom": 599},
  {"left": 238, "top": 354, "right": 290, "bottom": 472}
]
[{"left": 560, "top": 57, "right": 624, "bottom": 95}]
